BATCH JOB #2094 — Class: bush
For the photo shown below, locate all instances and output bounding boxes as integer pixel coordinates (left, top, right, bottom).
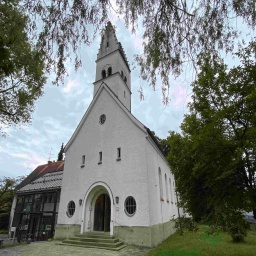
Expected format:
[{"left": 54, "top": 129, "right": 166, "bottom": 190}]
[
  {"left": 211, "top": 207, "right": 250, "bottom": 243},
  {"left": 172, "top": 215, "right": 198, "bottom": 235}
]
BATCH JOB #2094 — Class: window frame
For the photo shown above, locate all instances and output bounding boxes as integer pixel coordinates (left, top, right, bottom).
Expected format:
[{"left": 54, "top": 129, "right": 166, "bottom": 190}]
[
  {"left": 99, "top": 114, "right": 106, "bottom": 125},
  {"left": 98, "top": 151, "right": 102, "bottom": 164},
  {"left": 124, "top": 196, "right": 136, "bottom": 217},
  {"left": 165, "top": 174, "right": 169, "bottom": 203},
  {"left": 81, "top": 155, "right": 85, "bottom": 167},
  {"left": 102, "top": 70, "right": 106, "bottom": 79},
  {"left": 159, "top": 168, "right": 164, "bottom": 201},
  {"left": 108, "top": 67, "right": 112, "bottom": 76},
  {"left": 67, "top": 201, "right": 76, "bottom": 218},
  {"left": 117, "top": 147, "right": 121, "bottom": 161}
]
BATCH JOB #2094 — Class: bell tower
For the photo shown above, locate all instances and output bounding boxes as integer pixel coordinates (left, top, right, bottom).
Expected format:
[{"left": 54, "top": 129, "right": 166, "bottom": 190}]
[{"left": 93, "top": 22, "right": 131, "bottom": 111}]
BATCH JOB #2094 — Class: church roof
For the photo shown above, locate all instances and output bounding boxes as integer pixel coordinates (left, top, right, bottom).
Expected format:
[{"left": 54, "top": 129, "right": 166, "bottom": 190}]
[
  {"left": 16, "top": 160, "right": 64, "bottom": 191},
  {"left": 118, "top": 42, "right": 130, "bottom": 71},
  {"left": 17, "top": 171, "right": 63, "bottom": 193}
]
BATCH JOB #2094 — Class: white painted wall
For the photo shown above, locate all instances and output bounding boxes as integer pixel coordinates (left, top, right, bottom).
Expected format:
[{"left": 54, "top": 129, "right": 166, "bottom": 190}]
[
  {"left": 145, "top": 137, "right": 179, "bottom": 226},
  {"left": 58, "top": 87, "right": 152, "bottom": 229},
  {"left": 94, "top": 73, "right": 131, "bottom": 111},
  {"left": 94, "top": 50, "right": 131, "bottom": 110}
]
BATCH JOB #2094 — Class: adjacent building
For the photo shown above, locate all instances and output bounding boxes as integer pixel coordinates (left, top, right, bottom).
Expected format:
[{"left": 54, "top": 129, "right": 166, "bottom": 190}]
[{"left": 9, "top": 161, "right": 64, "bottom": 240}]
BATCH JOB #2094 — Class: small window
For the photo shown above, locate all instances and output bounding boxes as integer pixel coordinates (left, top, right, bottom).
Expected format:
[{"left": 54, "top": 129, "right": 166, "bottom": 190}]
[
  {"left": 159, "top": 168, "right": 163, "bottom": 201},
  {"left": 81, "top": 155, "right": 85, "bottom": 167},
  {"left": 121, "top": 70, "right": 124, "bottom": 78},
  {"left": 124, "top": 91, "right": 126, "bottom": 98},
  {"left": 108, "top": 67, "right": 112, "bottom": 76},
  {"left": 117, "top": 147, "right": 121, "bottom": 161},
  {"left": 67, "top": 201, "right": 76, "bottom": 217},
  {"left": 173, "top": 181, "right": 176, "bottom": 202},
  {"left": 124, "top": 76, "right": 127, "bottom": 83},
  {"left": 124, "top": 196, "right": 136, "bottom": 217},
  {"left": 47, "top": 195, "right": 53, "bottom": 203},
  {"left": 99, "top": 114, "right": 106, "bottom": 124},
  {"left": 165, "top": 174, "right": 169, "bottom": 202},
  {"left": 98, "top": 152, "right": 102, "bottom": 164},
  {"left": 102, "top": 70, "right": 106, "bottom": 79},
  {"left": 107, "top": 41, "right": 109, "bottom": 47}
]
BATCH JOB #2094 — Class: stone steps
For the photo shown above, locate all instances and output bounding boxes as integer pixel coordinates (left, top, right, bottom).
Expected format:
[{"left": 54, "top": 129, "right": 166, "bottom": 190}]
[{"left": 60, "top": 232, "right": 126, "bottom": 251}]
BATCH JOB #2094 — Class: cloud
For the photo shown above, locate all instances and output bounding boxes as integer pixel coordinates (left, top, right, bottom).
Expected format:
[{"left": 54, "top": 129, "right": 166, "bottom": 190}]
[
  {"left": 170, "top": 83, "right": 192, "bottom": 110},
  {"left": 20, "top": 155, "right": 47, "bottom": 172},
  {"left": 63, "top": 79, "right": 79, "bottom": 93},
  {"left": 134, "top": 36, "right": 144, "bottom": 52},
  {"left": 9, "top": 153, "right": 29, "bottom": 159}
]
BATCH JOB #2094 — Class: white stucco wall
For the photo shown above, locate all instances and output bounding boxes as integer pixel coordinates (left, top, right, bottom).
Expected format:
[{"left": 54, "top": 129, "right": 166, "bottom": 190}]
[
  {"left": 95, "top": 50, "right": 130, "bottom": 89},
  {"left": 145, "top": 138, "right": 179, "bottom": 226},
  {"left": 58, "top": 87, "right": 152, "bottom": 230},
  {"left": 94, "top": 73, "right": 131, "bottom": 111}
]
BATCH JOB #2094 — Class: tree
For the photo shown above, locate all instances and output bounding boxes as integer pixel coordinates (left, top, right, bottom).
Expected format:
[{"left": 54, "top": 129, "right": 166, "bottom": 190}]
[
  {"left": 57, "top": 143, "right": 64, "bottom": 161},
  {"left": 166, "top": 41, "right": 256, "bottom": 241},
  {"left": 0, "top": 0, "right": 46, "bottom": 135},
  {"left": 19, "top": 0, "right": 255, "bottom": 102},
  {"left": 167, "top": 131, "right": 212, "bottom": 221},
  {"left": 0, "top": 176, "right": 24, "bottom": 230}
]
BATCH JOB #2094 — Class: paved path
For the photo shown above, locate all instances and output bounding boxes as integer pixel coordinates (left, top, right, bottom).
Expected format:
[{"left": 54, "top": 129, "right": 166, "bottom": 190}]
[{"left": 0, "top": 241, "right": 151, "bottom": 256}]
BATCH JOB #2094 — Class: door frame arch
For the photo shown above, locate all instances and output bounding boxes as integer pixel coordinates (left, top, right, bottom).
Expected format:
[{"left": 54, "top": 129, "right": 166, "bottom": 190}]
[{"left": 81, "top": 182, "right": 115, "bottom": 235}]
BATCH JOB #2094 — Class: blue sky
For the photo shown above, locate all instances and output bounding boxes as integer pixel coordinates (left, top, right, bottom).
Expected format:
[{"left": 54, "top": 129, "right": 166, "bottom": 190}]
[{"left": 0, "top": 19, "right": 192, "bottom": 179}]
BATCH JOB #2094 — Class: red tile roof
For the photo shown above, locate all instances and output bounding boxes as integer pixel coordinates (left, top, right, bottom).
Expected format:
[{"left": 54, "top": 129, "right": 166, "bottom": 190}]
[{"left": 16, "top": 160, "right": 64, "bottom": 190}]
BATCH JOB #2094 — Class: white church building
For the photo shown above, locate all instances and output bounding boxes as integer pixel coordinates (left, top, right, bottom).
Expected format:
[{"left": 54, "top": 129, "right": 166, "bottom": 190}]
[{"left": 55, "top": 22, "right": 179, "bottom": 247}]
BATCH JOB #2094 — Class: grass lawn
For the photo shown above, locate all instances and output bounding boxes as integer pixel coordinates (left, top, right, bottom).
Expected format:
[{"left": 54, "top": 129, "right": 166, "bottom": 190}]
[{"left": 145, "top": 225, "right": 256, "bottom": 256}]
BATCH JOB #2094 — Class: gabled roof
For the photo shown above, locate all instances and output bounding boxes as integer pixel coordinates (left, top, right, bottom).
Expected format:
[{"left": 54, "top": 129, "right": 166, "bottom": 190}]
[
  {"left": 64, "top": 82, "right": 165, "bottom": 159},
  {"left": 16, "top": 160, "right": 64, "bottom": 190},
  {"left": 17, "top": 171, "right": 63, "bottom": 193}
]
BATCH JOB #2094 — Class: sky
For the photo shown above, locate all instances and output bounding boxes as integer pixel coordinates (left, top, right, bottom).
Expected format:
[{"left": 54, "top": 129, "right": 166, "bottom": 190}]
[{"left": 0, "top": 19, "right": 192, "bottom": 179}]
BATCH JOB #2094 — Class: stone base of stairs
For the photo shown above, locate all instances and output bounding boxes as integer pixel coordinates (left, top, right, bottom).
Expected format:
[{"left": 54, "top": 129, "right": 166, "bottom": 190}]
[{"left": 59, "top": 232, "right": 126, "bottom": 251}]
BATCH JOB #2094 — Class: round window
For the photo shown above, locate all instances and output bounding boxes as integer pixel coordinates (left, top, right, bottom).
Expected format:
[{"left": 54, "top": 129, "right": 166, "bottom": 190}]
[
  {"left": 124, "top": 196, "right": 136, "bottom": 217},
  {"left": 99, "top": 114, "right": 106, "bottom": 124},
  {"left": 67, "top": 201, "right": 76, "bottom": 217}
]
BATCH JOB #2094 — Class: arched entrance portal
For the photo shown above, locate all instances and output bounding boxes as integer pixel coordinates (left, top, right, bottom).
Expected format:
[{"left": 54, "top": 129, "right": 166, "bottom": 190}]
[
  {"left": 81, "top": 182, "right": 114, "bottom": 235},
  {"left": 93, "top": 193, "right": 111, "bottom": 232}
]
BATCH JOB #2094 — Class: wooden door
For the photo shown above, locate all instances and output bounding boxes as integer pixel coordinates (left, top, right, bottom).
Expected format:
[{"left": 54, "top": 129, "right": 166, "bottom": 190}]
[{"left": 93, "top": 194, "right": 111, "bottom": 231}]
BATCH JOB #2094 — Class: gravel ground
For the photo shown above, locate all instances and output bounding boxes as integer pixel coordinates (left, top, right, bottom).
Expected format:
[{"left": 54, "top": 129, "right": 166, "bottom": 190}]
[{"left": 0, "top": 241, "right": 150, "bottom": 256}]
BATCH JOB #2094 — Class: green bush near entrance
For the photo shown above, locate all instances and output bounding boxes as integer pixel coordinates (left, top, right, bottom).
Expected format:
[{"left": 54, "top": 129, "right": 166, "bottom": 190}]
[{"left": 146, "top": 225, "right": 256, "bottom": 256}]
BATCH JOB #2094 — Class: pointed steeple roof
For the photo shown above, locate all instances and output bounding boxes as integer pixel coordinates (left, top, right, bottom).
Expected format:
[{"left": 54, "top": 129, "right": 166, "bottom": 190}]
[{"left": 97, "top": 21, "right": 130, "bottom": 71}]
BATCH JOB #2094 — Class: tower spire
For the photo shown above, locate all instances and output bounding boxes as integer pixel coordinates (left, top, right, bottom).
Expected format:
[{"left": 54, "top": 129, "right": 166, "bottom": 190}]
[{"left": 94, "top": 21, "right": 132, "bottom": 111}]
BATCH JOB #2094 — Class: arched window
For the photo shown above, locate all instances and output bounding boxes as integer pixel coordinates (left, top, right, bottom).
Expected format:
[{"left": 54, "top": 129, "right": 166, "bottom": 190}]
[
  {"left": 169, "top": 178, "right": 173, "bottom": 203},
  {"left": 173, "top": 181, "right": 176, "bottom": 203},
  {"left": 165, "top": 174, "right": 169, "bottom": 202},
  {"left": 108, "top": 67, "right": 112, "bottom": 76},
  {"left": 102, "top": 70, "right": 106, "bottom": 79},
  {"left": 158, "top": 168, "right": 163, "bottom": 200}
]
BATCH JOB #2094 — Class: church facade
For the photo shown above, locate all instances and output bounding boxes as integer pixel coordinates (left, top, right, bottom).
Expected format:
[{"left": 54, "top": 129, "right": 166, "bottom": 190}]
[{"left": 55, "top": 22, "right": 179, "bottom": 247}]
